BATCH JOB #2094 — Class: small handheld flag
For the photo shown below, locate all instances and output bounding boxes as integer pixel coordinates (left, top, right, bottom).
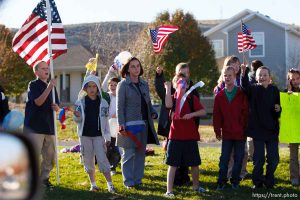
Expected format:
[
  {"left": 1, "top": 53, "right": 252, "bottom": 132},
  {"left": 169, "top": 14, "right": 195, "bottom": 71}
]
[
  {"left": 174, "top": 78, "right": 188, "bottom": 119},
  {"left": 238, "top": 23, "right": 257, "bottom": 53},
  {"left": 179, "top": 81, "right": 205, "bottom": 113},
  {"left": 149, "top": 25, "right": 179, "bottom": 54},
  {"left": 86, "top": 53, "right": 99, "bottom": 71},
  {"left": 119, "top": 121, "right": 145, "bottom": 150},
  {"left": 58, "top": 107, "right": 70, "bottom": 129}
]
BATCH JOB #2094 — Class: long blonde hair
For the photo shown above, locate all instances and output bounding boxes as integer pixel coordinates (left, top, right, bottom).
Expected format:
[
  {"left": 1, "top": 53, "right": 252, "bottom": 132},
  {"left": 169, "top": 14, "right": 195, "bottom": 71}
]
[{"left": 217, "top": 56, "right": 240, "bottom": 84}]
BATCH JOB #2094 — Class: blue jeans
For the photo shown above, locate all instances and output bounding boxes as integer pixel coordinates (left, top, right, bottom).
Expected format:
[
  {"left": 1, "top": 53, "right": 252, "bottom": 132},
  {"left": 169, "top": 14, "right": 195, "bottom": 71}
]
[
  {"left": 120, "top": 147, "right": 146, "bottom": 187},
  {"left": 252, "top": 139, "right": 279, "bottom": 186},
  {"left": 218, "top": 139, "right": 246, "bottom": 184}
]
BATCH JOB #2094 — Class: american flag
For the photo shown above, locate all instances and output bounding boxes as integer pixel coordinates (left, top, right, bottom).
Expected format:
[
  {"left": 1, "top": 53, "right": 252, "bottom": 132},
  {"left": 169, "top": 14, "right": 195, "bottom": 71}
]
[
  {"left": 238, "top": 23, "right": 256, "bottom": 53},
  {"left": 12, "top": 0, "right": 67, "bottom": 67},
  {"left": 149, "top": 25, "right": 179, "bottom": 54}
]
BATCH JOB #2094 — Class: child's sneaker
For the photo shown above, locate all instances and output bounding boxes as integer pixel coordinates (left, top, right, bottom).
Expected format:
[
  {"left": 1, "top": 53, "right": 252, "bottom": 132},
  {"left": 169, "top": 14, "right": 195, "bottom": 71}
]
[
  {"left": 291, "top": 179, "right": 299, "bottom": 186},
  {"left": 90, "top": 185, "right": 100, "bottom": 192},
  {"left": 194, "top": 186, "right": 207, "bottom": 193},
  {"left": 79, "top": 155, "right": 83, "bottom": 164},
  {"left": 42, "top": 179, "right": 54, "bottom": 189},
  {"left": 110, "top": 170, "right": 116, "bottom": 176},
  {"left": 164, "top": 192, "right": 175, "bottom": 198},
  {"left": 216, "top": 183, "right": 225, "bottom": 191},
  {"left": 231, "top": 183, "right": 239, "bottom": 190},
  {"left": 108, "top": 185, "right": 116, "bottom": 193}
]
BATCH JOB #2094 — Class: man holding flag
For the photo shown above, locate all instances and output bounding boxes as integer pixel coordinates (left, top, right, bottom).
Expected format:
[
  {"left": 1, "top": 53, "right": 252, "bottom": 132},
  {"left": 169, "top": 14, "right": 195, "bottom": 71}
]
[{"left": 13, "top": 0, "right": 67, "bottom": 186}]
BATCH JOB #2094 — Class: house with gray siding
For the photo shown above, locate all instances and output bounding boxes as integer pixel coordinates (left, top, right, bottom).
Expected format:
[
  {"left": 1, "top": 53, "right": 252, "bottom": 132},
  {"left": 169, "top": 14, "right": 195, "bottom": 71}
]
[{"left": 204, "top": 9, "right": 300, "bottom": 88}]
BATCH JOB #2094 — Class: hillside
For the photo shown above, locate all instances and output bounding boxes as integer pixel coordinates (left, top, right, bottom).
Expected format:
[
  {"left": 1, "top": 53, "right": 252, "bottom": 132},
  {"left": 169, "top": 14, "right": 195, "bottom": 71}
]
[
  {"left": 63, "top": 21, "right": 147, "bottom": 65},
  {"left": 9, "top": 20, "right": 222, "bottom": 65}
]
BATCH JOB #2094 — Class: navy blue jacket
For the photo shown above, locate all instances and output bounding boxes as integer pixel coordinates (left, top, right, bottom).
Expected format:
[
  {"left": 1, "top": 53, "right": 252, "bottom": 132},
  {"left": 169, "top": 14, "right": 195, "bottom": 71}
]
[
  {"left": 241, "top": 73, "right": 280, "bottom": 141},
  {"left": 24, "top": 79, "right": 59, "bottom": 135}
]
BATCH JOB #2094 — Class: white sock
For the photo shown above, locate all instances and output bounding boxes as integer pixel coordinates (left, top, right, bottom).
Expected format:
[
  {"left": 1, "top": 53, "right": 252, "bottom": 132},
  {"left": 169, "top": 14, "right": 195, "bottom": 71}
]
[
  {"left": 107, "top": 181, "right": 113, "bottom": 187},
  {"left": 91, "top": 182, "right": 97, "bottom": 187}
]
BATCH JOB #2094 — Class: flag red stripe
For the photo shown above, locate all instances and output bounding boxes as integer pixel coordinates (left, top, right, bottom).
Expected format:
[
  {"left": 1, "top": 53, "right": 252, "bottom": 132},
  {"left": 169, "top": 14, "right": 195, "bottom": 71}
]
[
  {"left": 12, "top": 0, "right": 67, "bottom": 67},
  {"left": 237, "top": 28, "right": 257, "bottom": 53},
  {"left": 30, "top": 48, "right": 49, "bottom": 67},
  {"left": 15, "top": 25, "right": 48, "bottom": 55},
  {"left": 51, "top": 39, "right": 67, "bottom": 44},
  {"left": 23, "top": 36, "right": 48, "bottom": 63},
  {"left": 12, "top": 15, "right": 44, "bottom": 46},
  {"left": 51, "top": 28, "right": 65, "bottom": 34}
]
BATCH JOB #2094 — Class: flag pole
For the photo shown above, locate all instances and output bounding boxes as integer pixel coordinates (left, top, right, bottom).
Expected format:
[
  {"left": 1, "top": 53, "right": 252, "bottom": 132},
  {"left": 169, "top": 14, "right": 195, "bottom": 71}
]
[
  {"left": 45, "top": 0, "right": 60, "bottom": 185},
  {"left": 240, "top": 20, "right": 246, "bottom": 64}
]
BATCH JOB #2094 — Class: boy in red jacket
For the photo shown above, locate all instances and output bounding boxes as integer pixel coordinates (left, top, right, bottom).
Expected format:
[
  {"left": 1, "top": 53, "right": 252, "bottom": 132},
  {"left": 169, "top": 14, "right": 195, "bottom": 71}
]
[{"left": 213, "top": 66, "right": 248, "bottom": 190}]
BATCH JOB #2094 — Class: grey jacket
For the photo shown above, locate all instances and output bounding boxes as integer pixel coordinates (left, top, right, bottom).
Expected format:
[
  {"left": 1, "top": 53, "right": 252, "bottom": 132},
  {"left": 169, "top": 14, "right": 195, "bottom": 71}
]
[
  {"left": 73, "top": 75, "right": 111, "bottom": 142},
  {"left": 116, "top": 76, "right": 159, "bottom": 148}
]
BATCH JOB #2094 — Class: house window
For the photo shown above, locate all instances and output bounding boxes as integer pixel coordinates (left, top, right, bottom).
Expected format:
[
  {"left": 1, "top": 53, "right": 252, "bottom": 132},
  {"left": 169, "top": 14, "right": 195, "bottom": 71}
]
[
  {"left": 250, "top": 32, "right": 264, "bottom": 57},
  {"left": 211, "top": 40, "right": 224, "bottom": 58},
  {"left": 60, "top": 74, "right": 70, "bottom": 102}
]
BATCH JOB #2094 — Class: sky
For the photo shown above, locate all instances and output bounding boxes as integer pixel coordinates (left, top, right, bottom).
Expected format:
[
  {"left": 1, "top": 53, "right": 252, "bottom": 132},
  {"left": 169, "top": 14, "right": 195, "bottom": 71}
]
[{"left": 0, "top": 0, "right": 300, "bottom": 28}]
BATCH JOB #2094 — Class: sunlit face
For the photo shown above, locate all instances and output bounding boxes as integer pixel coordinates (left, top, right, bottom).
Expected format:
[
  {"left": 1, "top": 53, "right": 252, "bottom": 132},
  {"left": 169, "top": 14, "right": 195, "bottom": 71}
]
[
  {"left": 256, "top": 68, "right": 271, "bottom": 87},
  {"left": 178, "top": 67, "right": 190, "bottom": 79},
  {"left": 35, "top": 62, "right": 49, "bottom": 81},
  {"left": 290, "top": 73, "right": 300, "bottom": 89},
  {"left": 128, "top": 60, "right": 140, "bottom": 78},
  {"left": 231, "top": 61, "right": 240, "bottom": 74},
  {"left": 223, "top": 69, "right": 236, "bottom": 86},
  {"left": 108, "top": 81, "right": 118, "bottom": 95},
  {"left": 85, "top": 82, "right": 98, "bottom": 97}
]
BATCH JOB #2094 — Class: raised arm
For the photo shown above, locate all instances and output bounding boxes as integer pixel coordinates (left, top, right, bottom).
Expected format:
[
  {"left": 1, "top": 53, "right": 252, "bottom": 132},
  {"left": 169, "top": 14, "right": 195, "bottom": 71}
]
[
  {"left": 240, "top": 64, "right": 251, "bottom": 97},
  {"left": 155, "top": 66, "right": 166, "bottom": 100},
  {"left": 101, "top": 65, "right": 118, "bottom": 92},
  {"left": 164, "top": 81, "right": 173, "bottom": 109}
]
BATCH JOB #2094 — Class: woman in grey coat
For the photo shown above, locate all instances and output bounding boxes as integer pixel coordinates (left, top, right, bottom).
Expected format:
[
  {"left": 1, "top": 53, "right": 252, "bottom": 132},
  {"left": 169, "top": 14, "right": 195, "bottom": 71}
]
[{"left": 117, "top": 57, "right": 159, "bottom": 188}]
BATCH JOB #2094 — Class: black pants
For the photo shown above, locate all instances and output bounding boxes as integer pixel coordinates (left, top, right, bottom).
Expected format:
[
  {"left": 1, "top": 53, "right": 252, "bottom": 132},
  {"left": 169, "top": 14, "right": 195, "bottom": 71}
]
[{"left": 106, "top": 137, "right": 121, "bottom": 170}]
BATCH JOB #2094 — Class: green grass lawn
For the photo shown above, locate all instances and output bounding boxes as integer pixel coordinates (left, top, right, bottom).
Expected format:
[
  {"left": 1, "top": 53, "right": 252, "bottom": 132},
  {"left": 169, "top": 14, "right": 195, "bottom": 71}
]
[
  {"left": 44, "top": 146, "right": 299, "bottom": 200},
  {"left": 57, "top": 113, "right": 216, "bottom": 143}
]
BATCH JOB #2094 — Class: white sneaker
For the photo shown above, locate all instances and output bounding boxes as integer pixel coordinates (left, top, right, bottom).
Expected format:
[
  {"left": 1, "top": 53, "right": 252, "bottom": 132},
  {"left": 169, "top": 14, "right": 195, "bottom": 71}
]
[
  {"left": 90, "top": 185, "right": 100, "bottom": 192},
  {"left": 110, "top": 170, "right": 116, "bottom": 176},
  {"left": 108, "top": 185, "right": 116, "bottom": 193},
  {"left": 194, "top": 186, "right": 208, "bottom": 193},
  {"left": 164, "top": 192, "right": 175, "bottom": 198}
]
